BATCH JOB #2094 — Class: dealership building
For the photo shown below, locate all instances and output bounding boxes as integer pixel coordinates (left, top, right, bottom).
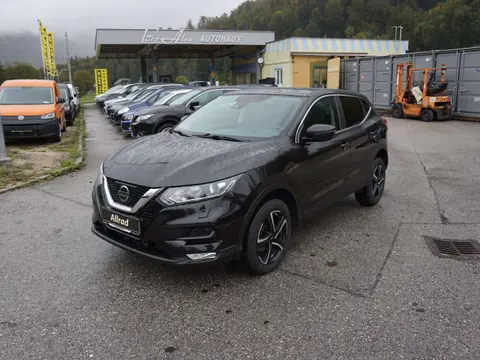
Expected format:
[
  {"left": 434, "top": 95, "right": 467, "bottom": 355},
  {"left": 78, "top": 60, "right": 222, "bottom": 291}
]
[{"left": 95, "top": 28, "right": 408, "bottom": 88}]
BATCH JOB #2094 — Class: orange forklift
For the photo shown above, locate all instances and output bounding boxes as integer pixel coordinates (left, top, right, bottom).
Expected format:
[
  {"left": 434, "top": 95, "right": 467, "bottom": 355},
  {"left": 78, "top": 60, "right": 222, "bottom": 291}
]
[{"left": 391, "top": 62, "right": 453, "bottom": 122}]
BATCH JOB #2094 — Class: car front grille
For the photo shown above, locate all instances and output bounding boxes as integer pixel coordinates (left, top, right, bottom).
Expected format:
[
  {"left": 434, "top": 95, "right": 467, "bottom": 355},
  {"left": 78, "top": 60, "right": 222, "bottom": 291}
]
[{"left": 106, "top": 178, "right": 150, "bottom": 208}]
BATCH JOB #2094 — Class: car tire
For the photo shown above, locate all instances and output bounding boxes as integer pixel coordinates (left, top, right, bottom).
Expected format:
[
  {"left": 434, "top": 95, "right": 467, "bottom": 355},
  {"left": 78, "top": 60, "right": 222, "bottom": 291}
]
[
  {"left": 420, "top": 109, "right": 434, "bottom": 122},
  {"left": 154, "top": 122, "right": 176, "bottom": 134},
  {"left": 244, "top": 199, "right": 291, "bottom": 275},
  {"left": 392, "top": 103, "right": 403, "bottom": 118},
  {"left": 51, "top": 121, "right": 62, "bottom": 143},
  {"left": 355, "top": 157, "right": 386, "bottom": 207}
]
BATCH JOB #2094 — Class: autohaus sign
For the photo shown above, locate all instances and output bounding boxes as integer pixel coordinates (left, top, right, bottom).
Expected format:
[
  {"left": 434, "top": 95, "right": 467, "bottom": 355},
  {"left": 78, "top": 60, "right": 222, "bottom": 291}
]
[{"left": 142, "top": 28, "right": 243, "bottom": 45}]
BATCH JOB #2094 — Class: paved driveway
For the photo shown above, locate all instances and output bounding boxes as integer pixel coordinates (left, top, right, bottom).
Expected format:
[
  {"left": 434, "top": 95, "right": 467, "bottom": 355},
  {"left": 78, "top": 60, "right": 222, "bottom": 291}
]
[{"left": 1, "top": 107, "right": 479, "bottom": 359}]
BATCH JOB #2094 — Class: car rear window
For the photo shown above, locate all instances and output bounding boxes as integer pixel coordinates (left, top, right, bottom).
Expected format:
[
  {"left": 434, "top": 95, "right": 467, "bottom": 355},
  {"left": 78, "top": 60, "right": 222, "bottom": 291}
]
[{"left": 0, "top": 86, "right": 54, "bottom": 105}]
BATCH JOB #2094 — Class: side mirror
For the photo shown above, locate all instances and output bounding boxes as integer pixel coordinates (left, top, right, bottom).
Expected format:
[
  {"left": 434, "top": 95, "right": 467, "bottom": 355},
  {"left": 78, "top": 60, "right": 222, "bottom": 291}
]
[
  {"left": 189, "top": 101, "right": 200, "bottom": 111},
  {"left": 57, "top": 97, "right": 65, "bottom": 104},
  {"left": 69, "top": 96, "right": 74, "bottom": 101},
  {"left": 302, "top": 124, "right": 336, "bottom": 142}
]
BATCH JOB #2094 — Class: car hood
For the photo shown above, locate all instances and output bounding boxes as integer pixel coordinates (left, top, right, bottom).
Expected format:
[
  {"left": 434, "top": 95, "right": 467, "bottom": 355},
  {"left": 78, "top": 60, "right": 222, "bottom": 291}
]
[
  {"left": 135, "top": 105, "right": 177, "bottom": 116},
  {"left": 103, "top": 133, "right": 279, "bottom": 188}
]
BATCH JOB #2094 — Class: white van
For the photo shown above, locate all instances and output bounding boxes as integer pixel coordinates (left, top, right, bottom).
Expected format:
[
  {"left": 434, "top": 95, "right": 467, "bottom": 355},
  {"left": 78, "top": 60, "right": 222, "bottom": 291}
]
[{"left": 66, "top": 84, "right": 80, "bottom": 113}]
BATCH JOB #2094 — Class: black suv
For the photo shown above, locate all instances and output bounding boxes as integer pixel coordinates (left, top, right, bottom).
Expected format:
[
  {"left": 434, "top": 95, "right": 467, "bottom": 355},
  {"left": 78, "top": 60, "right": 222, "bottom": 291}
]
[
  {"left": 92, "top": 88, "right": 388, "bottom": 274},
  {"left": 58, "top": 84, "right": 75, "bottom": 125}
]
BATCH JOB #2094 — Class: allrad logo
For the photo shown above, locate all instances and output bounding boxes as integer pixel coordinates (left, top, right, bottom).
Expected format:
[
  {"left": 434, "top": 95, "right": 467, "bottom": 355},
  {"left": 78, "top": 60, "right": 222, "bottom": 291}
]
[
  {"left": 141, "top": 28, "right": 242, "bottom": 45},
  {"left": 110, "top": 214, "right": 129, "bottom": 227}
]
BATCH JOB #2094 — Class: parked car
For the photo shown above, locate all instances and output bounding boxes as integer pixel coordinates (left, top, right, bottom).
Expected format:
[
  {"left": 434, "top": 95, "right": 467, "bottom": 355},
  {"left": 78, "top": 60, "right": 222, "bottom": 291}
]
[
  {"left": 99, "top": 83, "right": 145, "bottom": 106},
  {"left": 120, "top": 88, "right": 193, "bottom": 133},
  {"left": 0, "top": 79, "right": 66, "bottom": 142},
  {"left": 130, "top": 87, "right": 241, "bottom": 136},
  {"left": 91, "top": 88, "right": 388, "bottom": 274},
  {"left": 189, "top": 81, "right": 209, "bottom": 87},
  {"left": 58, "top": 84, "right": 75, "bottom": 124},
  {"left": 104, "top": 84, "right": 178, "bottom": 117},
  {"left": 103, "top": 85, "right": 150, "bottom": 114},
  {"left": 66, "top": 83, "right": 80, "bottom": 113},
  {"left": 95, "top": 85, "right": 127, "bottom": 108},
  {"left": 110, "top": 85, "right": 184, "bottom": 125}
]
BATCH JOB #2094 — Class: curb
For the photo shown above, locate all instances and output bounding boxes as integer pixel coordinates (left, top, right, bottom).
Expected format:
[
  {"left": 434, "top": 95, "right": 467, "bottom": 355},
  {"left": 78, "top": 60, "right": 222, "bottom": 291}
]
[{"left": 0, "top": 118, "right": 86, "bottom": 195}]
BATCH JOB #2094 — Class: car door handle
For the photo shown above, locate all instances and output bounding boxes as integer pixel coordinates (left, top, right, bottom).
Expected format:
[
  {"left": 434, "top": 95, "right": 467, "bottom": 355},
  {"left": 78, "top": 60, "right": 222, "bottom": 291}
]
[{"left": 340, "top": 141, "right": 349, "bottom": 150}]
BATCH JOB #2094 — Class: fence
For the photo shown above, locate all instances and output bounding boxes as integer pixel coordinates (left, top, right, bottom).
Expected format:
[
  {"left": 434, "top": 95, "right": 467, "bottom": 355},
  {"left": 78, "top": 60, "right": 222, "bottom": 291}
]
[{"left": 340, "top": 46, "right": 480, "bottom": 118}]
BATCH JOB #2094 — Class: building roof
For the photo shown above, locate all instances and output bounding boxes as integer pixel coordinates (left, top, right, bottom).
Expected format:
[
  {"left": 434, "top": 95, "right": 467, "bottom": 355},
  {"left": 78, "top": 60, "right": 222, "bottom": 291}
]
[
  {"left": 95, "top": 28, "right": 275, "bottom": 59},
  {"left": 266, "top": 37, "right": 408, "bottom": 56}
]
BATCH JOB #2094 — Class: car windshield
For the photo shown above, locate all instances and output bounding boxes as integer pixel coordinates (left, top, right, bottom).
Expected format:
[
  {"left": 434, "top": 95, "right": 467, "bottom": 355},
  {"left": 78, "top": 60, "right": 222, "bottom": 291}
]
[
  {"left": 132, "top": 89, "right": 156, "bottom": 103},
  {"left": 152, "top": 91, "right": 174, "bottom": 105},
  {"left": 164, "top": 91, "right": 192, "bottom": 105},
  {"left": 175, "top": 94, "right": 304, "bottom": 140},
  {"left": 60, "top": 88, "right": 69, "bottom": 99},
  {"left": 126, "top": 89, "right": 145, "bottom": 101},
  {"left": 168, "top": 89, "right": 203, "bottom": 106},
  {"left": 0, "top": 86, "right": 54, "bottom": 105}
]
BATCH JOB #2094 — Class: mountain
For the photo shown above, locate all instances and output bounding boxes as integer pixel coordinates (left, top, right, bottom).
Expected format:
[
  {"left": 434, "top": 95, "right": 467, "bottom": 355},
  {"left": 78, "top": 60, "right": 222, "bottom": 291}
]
[{"left": 0, "top": 31, "right": 94, "bottom": 67}]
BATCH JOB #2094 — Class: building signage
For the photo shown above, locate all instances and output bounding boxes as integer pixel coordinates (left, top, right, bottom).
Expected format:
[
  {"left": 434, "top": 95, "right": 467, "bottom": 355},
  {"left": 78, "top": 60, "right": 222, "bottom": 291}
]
[{"left": 141, "top": 28, "right": 242, "bottom": 45}]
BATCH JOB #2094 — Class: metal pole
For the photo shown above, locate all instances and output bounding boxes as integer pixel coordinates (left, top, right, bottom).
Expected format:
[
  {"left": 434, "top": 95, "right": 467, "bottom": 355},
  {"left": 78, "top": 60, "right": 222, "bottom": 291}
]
[
  {"left": 65, "top": 32, "right": 73, "bottom": 84},
  {"left": 0, "top": 116, "right": 12, "bottom": 165},
  {"left": 392, "top": 26, "right": 398, "bottom": 52},
  {"left": 398, "top": 26, "right": 403, "bottom": 42}
]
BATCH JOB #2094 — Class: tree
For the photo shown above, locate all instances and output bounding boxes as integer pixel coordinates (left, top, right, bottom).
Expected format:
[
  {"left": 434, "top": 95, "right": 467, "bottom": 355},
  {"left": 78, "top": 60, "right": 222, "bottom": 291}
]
[
  {"left": 3, "top": 62, "right": 40, "bottom": 80},
  {"left": 175, "top": 75, "right": 189, "bottom": 84},
  {"left": 0, "top": 63, "right": 5, "bottom": 85},
  {"left": 73, "top": 70, "right": 93, "bottom": 94}
]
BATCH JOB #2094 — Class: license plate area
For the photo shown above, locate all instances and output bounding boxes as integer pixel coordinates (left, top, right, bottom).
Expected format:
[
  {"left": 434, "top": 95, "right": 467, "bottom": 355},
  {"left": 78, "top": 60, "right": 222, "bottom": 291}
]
[{"left": 102, "top": 208, "right": 141, "bottom": 236}]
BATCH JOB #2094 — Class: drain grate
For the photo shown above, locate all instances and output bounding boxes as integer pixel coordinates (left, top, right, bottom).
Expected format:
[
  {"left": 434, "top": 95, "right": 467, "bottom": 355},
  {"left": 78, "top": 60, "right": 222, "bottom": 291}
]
[{"left": 424, "top": 237, "right": 480, "bottom": 260}]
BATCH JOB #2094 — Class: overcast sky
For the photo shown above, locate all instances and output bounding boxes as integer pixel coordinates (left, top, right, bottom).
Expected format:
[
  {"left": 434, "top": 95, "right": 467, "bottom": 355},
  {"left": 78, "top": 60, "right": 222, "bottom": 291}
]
[{"left": 0, "top": 0, "right": 245, "bottom": 34}]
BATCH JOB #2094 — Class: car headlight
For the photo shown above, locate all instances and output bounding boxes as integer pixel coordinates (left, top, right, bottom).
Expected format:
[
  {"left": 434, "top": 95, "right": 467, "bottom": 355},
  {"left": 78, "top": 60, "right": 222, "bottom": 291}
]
[
  {"left": 137, "top": 114, "right": 153, "bottom": 121},
  {"left": 95, "top": 162, "right": 104, "bottom": 185},
  {"left": 124, "top": 115, "right": 133, "bottom": 121},
  {"left": 41, "top": 112, "right": 56, "bottom": 119},
  {"left": 159, "top": 175, "right": 241, "bottom": 206},
  {"left": 118, "top": 107, "right": 129, "bottom": 115}
]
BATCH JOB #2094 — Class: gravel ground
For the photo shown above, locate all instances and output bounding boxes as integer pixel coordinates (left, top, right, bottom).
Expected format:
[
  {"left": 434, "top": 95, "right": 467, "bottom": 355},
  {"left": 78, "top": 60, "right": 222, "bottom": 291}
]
[{"left": 1, "top": 107, "right": 479, "bottom": 360}]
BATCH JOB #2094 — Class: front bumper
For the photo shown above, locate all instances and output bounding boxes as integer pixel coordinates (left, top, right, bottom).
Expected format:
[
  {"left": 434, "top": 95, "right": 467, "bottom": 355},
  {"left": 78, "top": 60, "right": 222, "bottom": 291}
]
[
  {"left": 130, "top": 120, "right": 155, "bottom": 136},
  {"left": 2, "top": 118, "right": 60, "bottom": 139},
  {"left": 91, "top": 179, "right": 246, "bottom": 265},
  {"left": 121, "top": 118, "right": 132, "bottom": 132}
]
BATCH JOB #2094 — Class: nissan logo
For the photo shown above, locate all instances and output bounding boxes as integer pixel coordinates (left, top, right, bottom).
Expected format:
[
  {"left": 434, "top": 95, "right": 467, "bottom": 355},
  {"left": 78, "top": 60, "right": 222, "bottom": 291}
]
[
  {"left": 118, "top": 185, "right": 130, "bottom": 203},
  {"left": 18, "top": 115, "right": 24, "bottom": 120}
]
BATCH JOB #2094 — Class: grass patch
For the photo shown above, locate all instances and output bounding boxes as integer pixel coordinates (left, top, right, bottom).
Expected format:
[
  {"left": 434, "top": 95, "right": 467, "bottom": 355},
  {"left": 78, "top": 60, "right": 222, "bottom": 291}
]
[
  {"left": 0, "top": 111, "right": 86, "bottom": 191},
  {"left": 80, "top": 93, "right": 96, "bottom": 104}
]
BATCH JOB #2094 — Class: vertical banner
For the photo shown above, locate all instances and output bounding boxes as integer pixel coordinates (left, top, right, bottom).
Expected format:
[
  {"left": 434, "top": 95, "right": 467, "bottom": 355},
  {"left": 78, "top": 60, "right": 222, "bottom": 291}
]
[
  {"left": 47, "top": 32, "right": 58, "bottom": 77},
  {"left": 95, "top": 69, "right": 109, "bottom": 95},
  {"left": 38, "top": 20, "right": 51, "bottom": 77}
]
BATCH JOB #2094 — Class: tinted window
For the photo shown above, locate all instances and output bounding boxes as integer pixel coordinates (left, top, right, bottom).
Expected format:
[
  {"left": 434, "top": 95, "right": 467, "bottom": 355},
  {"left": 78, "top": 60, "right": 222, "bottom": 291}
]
[
  {"left": 360, "top": 98, "right": 371, "bottom": 116},
  {"left": 176, "top": 94, "right": 304, "bottom": 139},
  {"left": 192, "top": 89, "right": 225, "bottom": 106},
  {"left": 303, "top": 97, "right": 340, "bottom": 131},
  {"left": 339, "top": 96, "right": 365, "bottom": 128},
  {"left": 0, "top": 87, "right": 54, "bottom": 105}
]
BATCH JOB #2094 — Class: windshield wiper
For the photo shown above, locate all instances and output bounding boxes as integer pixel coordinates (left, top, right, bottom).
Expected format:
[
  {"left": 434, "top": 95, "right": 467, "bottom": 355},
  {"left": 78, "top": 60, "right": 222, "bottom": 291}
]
[
  {"left": 193, "top": 133, "right": 244, "bottom": 142},
  {"left": 172, "top": 129, "right": 191, "bottom": 137}
]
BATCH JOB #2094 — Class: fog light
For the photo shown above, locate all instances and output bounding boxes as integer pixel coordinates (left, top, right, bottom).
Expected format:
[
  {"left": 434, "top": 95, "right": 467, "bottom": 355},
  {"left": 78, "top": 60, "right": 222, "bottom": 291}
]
[{"left": 186, "top": 253, "right": 216, "bottom": 260}]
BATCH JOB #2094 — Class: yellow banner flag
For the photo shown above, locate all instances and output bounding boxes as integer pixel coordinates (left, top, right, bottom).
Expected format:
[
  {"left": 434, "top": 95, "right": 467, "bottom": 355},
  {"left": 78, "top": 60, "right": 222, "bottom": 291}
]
[
  {"left": 95, "top": 69, "right": 109, "bottom": 95},
  {"left": 38, "top": 20, "right": 51, "bottom": 77},
  {"left": 47, "top": 32, "right": 58, "bottom": 77}
]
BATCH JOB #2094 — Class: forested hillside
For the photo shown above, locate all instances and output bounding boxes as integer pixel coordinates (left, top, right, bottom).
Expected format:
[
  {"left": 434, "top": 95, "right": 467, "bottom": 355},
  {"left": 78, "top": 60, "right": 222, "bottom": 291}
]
[{"left": 197, "top": 0, "right": 480, "bottom": 51}]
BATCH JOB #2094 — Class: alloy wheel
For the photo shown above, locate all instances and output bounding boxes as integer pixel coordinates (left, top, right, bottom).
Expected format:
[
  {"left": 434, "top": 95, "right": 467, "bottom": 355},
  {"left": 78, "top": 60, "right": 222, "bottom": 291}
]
[
  {"left": 256, "top": 210, "right": 287, "bottom": 265},
  {"left": 372, "top": 164, "right": 385, "bottom": 198}
]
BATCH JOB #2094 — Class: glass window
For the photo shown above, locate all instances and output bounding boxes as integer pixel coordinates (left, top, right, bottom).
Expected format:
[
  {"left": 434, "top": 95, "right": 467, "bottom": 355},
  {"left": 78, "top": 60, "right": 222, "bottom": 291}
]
[
  {"left": 302, "top": 97, "right": 340, "bottom": 132},
  {"left": 0, "top": 87, "right": 54, "bottom": 105},
  {"left": 339, "top": 96, "right": 365, "bottom": 128},
  {"left": 360, "top": 98, "right": 370, "bottom": 115},
  {"left": 169, "top": 89, "right": 204, "bottom": 106},
  {"left": 176, "top": 94, "right": 304, "bottom": 140},
  {"left": 191, "top": 89, "right": 225, "bottom": 106},
  {"left": 274, "top": 68, "right": 283, "bottom": 86}
]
